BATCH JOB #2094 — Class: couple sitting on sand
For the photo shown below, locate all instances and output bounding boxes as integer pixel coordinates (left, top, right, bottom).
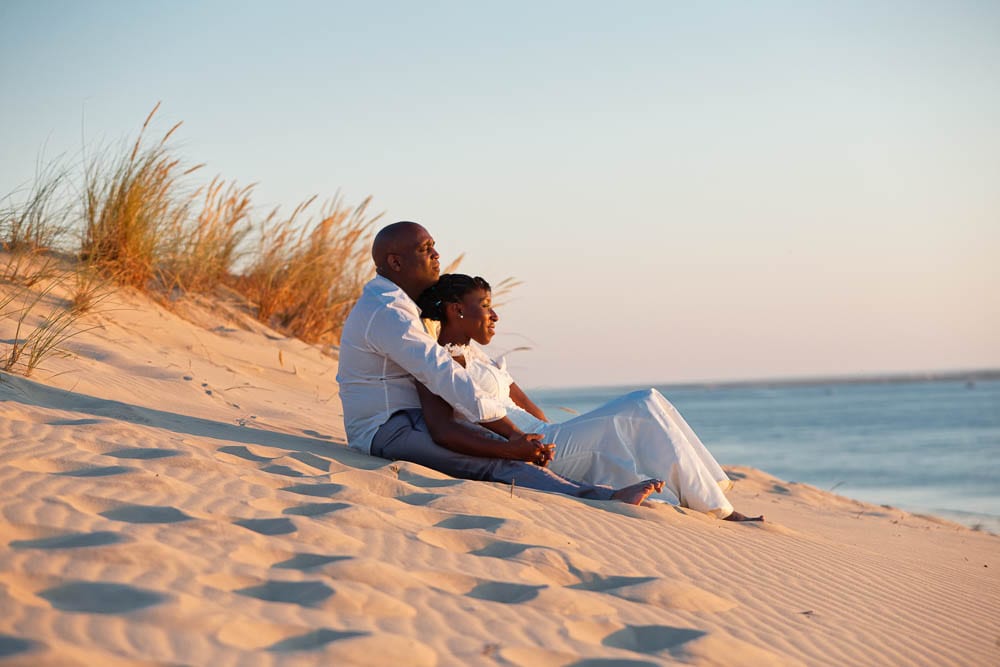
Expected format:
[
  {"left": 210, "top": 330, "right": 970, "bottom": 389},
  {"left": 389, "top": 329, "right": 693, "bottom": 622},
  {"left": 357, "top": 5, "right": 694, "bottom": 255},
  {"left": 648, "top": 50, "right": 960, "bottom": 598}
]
[{"left": 337, "top": 222, "right": 761, "bottom": 520}]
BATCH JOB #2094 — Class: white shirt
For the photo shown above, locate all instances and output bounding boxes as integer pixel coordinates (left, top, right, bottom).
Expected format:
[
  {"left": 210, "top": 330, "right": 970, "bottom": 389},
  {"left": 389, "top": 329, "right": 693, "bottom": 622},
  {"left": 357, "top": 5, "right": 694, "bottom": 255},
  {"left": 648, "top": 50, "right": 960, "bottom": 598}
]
[
  {"left": 336, "top": 275, "right": 508, "bottom": 453},
  {"left": 461, "top": 343, "right": 548, "bottom": 434}
]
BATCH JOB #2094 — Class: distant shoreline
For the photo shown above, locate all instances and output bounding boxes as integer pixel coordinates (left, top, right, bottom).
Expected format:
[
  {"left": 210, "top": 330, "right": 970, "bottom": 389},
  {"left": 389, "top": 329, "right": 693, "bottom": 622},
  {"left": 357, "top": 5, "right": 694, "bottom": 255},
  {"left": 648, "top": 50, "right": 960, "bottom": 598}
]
[{"left": 531, "top": 368, "right": 1000, "bottom": 393}]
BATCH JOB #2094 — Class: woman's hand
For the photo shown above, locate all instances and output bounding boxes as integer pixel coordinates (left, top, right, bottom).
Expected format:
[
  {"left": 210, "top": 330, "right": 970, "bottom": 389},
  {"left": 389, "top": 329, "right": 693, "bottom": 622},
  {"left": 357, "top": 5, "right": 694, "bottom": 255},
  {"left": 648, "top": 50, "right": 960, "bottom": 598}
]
[{"left": 508, "top": 433, "right": 555, "bottom": 467}]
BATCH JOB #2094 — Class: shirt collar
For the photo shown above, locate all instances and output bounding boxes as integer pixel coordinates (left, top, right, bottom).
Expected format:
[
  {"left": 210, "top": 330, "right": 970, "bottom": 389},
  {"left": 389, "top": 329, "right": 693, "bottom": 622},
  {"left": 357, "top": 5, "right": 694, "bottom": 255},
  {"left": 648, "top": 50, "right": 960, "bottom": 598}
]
[{"left": 370, "top": 274, "right": 422, "bottom": 314}]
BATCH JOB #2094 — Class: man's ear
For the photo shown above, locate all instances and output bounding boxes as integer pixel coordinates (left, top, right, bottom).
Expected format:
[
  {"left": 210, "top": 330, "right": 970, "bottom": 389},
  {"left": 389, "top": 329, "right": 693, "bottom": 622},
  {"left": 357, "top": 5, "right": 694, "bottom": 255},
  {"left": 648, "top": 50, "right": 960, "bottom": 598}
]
[{"left": 387, "top": 253, "right": 402, "bottom": 271}]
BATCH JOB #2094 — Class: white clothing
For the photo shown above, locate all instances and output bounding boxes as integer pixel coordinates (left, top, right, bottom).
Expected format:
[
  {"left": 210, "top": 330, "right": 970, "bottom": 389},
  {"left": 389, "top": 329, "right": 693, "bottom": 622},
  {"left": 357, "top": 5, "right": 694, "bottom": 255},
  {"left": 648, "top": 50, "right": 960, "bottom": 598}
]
[
  {"left": 336, "top": 276, "right": 507, "bottom": 454},
  {"left": 460, "top": 344, "right": 735, "bottom": 516}
]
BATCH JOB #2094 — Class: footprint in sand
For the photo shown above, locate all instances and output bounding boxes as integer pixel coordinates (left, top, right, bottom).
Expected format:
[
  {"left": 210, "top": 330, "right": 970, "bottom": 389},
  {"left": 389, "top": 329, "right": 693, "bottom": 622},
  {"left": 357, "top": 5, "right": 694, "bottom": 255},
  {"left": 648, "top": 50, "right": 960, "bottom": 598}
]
[
  {"left": 394, "top": 468, "right": 465, "bottom": 489},
  {"left": 268, "top": 629, "right": 367, "bottom": 652},
  {"left": 416, "top": 528, "right": 499, "bottom": 554},
  {"left": 104, "top": 448, "right": 179, "bottom": 460},
  {"left": 273, "top": 553, "right": 352, "bottom": 570},
  {"left": 261, "top": 464, "right": 307, "bottom": 478},
  {"left": 578, "top": 577, "right": 737, "bottom": 613},
  {"left": 46, "top": 418, "right": 104, "bottom": 426},
  {"left": 396, "top": 492, "right": 446, "bottom": 506},
  {"left": 287, "top": 452, "right": 333, "bottom": 472},
  {"left": 282, "top": 502, "right": 351, "bottom": 517},
  {"left": 470, "top": 540, "right": 538, "bottom": 558},
  {"left": 0, "top": 634, "right": 43, "bottom": 658},
  {"left": 218, "top": 445, "right": 275, "bottom": 463},
  {"left": 466, "top": 581, "right": 547, "bottom": 604},
  {"left": 273, "top": 632, "right": 436, "bottom": 665},
  {"left": 10, "top": 531, "right": 129, "bottom": 549},
  {"left": 602, "top": 624, "right": 707, "bottom": 656},
  {"left": 415, "top": 529, "right": 565, "bottom": 571},
  {"left": 234, "top": 518, "right": 297, "bottom": 536},
  {"left": 235, "top": 580, "right": 333, "bottom": 607},
  {"left": 300, "top": 429, "right": 335, "bottom": 441},
  {"left": 57, "top": 465, "right": 134, "bottom": 477},
  {"left": 468, "top": 541, "right": 602, "bottom": 586},
  {"left": 568, "top": 659, "right": 659, "bottom": 667},
  {"left": 38, "top": 581, "right": 167, "bottom": 614},
  {"left": 281, "top": 483, "right": 346, "bottom": 498},
  {"left": 100, "top": 505, "right": 192, "bottom": 524},
  {"left": 435, "top": 515, "right": 506, "bottom": 532},
  {"left": 569, "top": 575, "right": 657, "bottom": 592}
]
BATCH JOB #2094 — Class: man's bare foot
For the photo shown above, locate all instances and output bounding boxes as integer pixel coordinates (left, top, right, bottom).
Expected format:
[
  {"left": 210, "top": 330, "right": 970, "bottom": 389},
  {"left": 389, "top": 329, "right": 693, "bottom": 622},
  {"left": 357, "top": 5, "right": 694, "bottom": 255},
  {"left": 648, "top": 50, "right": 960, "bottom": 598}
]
[
  {"left": 723, "top": 510, "right": 764, "bottom": 522},
  {"left": 611, "top": 479, "right": 664, "bottom": 505}
]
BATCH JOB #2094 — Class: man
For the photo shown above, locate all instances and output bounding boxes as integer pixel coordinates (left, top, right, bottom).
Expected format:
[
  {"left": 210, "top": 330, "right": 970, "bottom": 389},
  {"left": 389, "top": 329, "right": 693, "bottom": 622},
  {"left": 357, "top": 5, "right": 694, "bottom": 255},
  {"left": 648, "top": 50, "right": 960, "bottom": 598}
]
[{"left": 337, "top": 221, "right": 660, "bottom": 503}]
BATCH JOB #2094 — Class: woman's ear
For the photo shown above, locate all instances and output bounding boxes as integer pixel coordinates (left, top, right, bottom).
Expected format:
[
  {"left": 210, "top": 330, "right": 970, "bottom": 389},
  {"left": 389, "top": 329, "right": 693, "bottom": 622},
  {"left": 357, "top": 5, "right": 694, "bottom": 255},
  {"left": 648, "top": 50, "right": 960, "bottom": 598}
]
[{"left": 445, "top": 301, "right": 463, "bottom": 321}]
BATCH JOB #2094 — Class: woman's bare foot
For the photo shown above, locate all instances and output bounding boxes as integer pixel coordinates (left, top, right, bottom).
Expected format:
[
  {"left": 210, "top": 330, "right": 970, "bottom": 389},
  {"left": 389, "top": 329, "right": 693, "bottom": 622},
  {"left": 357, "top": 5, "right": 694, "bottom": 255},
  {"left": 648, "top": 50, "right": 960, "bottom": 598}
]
[
  {"left": 611, "top": 479, "right": 664, "bottom": 505},
  {"left": 723, "top": 510, "right": 764, "bottom": 522}
]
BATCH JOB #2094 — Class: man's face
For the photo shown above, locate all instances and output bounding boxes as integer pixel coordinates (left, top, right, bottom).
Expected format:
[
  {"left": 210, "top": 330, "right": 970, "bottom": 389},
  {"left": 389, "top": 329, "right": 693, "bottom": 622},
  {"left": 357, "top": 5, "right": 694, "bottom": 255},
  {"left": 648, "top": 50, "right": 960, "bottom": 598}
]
[{"left": 393, "top": 225, "right": 440, "bottom": 292}]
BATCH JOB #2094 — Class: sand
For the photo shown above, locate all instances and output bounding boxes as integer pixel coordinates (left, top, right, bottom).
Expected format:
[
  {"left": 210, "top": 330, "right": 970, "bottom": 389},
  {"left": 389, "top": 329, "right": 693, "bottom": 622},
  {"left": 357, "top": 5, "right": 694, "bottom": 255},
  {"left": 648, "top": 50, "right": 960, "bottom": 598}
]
[{"left": 1, "top": 284, "right": 997, "bottom": 666}]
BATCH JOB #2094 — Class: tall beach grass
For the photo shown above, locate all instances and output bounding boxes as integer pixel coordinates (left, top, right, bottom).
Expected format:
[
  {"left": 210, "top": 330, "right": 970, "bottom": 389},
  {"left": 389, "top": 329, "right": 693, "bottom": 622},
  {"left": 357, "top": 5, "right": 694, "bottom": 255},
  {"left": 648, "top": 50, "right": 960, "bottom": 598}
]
[
  {"left": 239, "top": 195, "right": 379, "bottom": 344},
  {"left": 82, "top": 103, "right": 202, "bottom": 291},
  {"left": 1, "top": 104, "right": 380, "bottom": 376}
]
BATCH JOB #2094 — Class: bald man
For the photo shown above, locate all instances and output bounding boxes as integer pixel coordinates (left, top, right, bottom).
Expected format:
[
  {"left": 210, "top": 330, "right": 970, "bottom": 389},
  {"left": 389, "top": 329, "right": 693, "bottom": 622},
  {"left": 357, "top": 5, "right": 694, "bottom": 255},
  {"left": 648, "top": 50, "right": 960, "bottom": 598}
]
[{"left": 337, "top": 222, "right": 660, "bottom": 502}]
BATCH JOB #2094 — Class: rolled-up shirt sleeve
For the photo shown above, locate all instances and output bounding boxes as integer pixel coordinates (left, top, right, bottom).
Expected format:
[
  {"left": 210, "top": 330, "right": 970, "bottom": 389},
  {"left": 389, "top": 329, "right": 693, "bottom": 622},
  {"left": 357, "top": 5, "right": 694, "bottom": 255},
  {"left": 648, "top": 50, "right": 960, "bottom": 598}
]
[{"left": 367, "top": 306, "right": 507, "bottom": 424}]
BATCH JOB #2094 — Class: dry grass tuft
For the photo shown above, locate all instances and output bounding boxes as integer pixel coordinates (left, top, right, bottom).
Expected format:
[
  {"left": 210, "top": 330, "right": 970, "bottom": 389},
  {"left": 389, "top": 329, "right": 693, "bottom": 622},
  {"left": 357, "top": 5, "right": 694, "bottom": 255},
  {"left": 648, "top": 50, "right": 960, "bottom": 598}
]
[
  {"left": 1, "top": 254, "right": 101, "bottom": 376},
  {"left": 490, "top": 276, "right": 524, "bottom": 307},
  {"left": 238, "top": 194, "right": 380, "bottom": 344},
  {"left": 1, "top": 156, "right": 75, "bottom": 286},
  {"left": 3, "top": 104, "right": 402, "bottom": 373},
  {"left": 1, "top": 159, "right": 73, "bottom": 254},
  {"left": 82, "top": 103, "right": 201, "bottom": 291},
  {"left": 161, "top": 176, "right": 253, "bottom": 294},
  {"left": 69, "top": 264, "right": 115, "bottom": 315}
]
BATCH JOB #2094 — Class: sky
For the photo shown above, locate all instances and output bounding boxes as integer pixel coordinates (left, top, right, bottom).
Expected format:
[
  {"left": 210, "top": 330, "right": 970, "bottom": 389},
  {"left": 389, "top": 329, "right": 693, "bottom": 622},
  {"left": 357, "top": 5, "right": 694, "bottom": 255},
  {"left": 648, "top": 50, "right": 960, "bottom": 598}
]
[{"left": 1, "top": 1, "right": 998, "bottom": 388}]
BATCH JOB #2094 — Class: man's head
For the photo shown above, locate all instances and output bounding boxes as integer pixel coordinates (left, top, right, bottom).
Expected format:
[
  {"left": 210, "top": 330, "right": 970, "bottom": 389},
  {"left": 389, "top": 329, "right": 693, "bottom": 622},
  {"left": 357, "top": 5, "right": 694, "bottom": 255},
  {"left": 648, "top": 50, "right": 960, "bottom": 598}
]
[{"left": 372, "top": 221, "right": 440, "bottom": 299}]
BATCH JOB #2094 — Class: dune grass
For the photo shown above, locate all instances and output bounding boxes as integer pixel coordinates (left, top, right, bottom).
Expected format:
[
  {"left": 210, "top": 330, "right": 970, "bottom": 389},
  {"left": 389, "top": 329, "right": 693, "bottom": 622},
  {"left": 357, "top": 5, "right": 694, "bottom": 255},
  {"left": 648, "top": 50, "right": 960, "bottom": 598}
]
[
  {"left": 161, "top": 176, "right": 254, "bottom": 294},
  {"left": 1, "top": 159, "right": 73, "bottom": 255},
  {"left": 239, "top": 195, "right": 379, "bottom": 344},
  {"left": 0, "top": 254, "right": 106, "bottom": 377},
  {"left": 1, "top": 155, "right": 100, "bottom": 376},
  {"left": 82, "top": 103, "right": 201, "bottom": 291},
  {"left": 1, "top": 104, "right": 384, "bottom": 377},
  {"left": 0, "top": 160, "right": 74, "bottom": 287}
]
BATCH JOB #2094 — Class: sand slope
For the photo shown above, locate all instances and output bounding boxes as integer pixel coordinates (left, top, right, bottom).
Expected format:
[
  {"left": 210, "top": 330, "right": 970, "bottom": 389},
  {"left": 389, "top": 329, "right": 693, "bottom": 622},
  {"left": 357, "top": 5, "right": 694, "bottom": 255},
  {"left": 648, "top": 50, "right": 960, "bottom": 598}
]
[{"left": 1, "top": 288, "right": 997, "bottom": 666}]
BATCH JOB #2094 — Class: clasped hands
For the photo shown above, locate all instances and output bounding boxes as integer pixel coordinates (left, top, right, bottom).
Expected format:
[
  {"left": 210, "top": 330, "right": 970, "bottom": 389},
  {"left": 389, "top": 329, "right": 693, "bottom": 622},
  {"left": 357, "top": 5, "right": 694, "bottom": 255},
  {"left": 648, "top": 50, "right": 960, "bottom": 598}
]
[{"left": 509, "top": 432, "right": 555, "bottom": 467}]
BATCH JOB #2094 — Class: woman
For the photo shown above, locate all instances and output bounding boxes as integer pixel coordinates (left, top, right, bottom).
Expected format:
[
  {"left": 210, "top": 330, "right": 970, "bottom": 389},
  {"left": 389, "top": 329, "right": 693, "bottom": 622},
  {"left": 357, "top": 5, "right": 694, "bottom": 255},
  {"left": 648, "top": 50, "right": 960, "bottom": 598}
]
[{"left": 416, "top": 274, "right": 762, "bottom": 521}]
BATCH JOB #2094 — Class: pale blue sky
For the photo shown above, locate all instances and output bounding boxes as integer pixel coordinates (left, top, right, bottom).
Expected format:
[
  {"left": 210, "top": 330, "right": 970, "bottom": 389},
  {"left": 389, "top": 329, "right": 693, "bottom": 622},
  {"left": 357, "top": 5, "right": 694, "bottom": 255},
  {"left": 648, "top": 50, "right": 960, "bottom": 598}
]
[{"left": 2, "top": 1, "right": 997, "bottom": 387}]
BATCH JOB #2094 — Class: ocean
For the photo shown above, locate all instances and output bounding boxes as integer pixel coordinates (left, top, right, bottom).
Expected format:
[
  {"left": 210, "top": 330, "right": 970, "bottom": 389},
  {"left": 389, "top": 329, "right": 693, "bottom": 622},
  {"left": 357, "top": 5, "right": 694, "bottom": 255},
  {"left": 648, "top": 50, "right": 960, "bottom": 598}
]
[{"left": 529, "top": 377, "right": 1000, "bottom": 533}]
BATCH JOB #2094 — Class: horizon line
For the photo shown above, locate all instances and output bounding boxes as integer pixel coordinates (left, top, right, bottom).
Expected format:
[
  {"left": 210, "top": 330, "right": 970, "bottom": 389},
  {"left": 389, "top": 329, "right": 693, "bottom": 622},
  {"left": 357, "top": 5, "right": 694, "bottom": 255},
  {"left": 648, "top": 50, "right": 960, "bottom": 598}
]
[{"left": 527, "top": 367, "right": 1000, "bottom": 393}]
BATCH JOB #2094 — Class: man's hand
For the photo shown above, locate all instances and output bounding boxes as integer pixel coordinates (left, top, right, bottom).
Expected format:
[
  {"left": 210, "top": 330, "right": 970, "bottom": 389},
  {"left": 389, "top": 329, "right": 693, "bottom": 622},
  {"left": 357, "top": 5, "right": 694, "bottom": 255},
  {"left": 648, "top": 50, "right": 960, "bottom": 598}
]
[{"left": 508, "top": 433, "right": 555, "bottom": 467}]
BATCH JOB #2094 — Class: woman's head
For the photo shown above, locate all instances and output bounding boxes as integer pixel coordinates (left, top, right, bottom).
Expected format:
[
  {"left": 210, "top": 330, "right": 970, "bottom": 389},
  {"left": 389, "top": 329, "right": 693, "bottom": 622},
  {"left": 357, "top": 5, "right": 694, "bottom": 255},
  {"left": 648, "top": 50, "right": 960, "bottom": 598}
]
[{"left": 417, "top": 274, "right": 498, "bottom": 345}]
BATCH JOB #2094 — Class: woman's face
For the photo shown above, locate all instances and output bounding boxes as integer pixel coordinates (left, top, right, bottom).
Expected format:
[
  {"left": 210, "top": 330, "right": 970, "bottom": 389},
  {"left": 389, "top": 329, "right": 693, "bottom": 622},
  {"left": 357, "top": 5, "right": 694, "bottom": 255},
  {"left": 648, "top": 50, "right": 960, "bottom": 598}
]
[{"left": 456, "top": 288, "right": 498, "bottom": 345}]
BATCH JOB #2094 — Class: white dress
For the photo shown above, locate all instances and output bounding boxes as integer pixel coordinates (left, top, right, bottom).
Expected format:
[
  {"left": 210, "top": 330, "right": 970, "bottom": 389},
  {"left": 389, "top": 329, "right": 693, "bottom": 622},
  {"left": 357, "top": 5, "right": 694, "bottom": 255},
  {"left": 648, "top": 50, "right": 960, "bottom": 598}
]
[{"left": 460, "top": 344, "right": 735, "bottom": 516}]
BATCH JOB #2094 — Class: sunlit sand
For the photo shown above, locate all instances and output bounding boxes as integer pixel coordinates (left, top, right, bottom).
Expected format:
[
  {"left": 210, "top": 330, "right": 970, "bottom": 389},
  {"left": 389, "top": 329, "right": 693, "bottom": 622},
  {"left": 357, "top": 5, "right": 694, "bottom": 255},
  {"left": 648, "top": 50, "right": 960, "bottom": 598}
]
[{"left": 0, "top": 284, "right": 997, "bottom": 665}]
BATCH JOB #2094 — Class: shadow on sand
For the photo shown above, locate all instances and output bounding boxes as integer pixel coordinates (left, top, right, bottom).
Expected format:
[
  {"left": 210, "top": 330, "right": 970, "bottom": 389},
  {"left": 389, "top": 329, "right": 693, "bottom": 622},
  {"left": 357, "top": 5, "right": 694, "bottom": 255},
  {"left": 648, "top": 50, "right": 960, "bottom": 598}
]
[{"left": 0, "top": 373, "right": 383, "bottom": 471}]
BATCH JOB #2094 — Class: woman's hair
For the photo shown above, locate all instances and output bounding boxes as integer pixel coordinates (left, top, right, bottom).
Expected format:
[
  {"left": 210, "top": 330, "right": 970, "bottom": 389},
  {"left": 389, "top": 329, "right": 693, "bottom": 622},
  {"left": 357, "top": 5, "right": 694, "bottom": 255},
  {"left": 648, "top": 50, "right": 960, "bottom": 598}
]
[{"left": 417, "top": 274, "right": 491, "bottom": 322}]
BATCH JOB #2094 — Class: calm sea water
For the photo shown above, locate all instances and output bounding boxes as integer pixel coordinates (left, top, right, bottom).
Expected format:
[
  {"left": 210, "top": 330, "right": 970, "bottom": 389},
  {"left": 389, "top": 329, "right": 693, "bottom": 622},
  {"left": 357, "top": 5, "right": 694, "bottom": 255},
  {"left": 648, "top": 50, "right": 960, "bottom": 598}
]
[{"left": 530, "top": 378, "right": 1000, "bottom": 532}]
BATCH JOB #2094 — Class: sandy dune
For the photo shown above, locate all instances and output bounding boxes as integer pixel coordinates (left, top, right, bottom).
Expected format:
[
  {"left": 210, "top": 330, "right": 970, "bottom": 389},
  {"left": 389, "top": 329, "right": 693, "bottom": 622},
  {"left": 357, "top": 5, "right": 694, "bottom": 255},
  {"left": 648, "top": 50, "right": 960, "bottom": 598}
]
[{"left": 1, "top": 287, "right": 997, "bottom": 666}]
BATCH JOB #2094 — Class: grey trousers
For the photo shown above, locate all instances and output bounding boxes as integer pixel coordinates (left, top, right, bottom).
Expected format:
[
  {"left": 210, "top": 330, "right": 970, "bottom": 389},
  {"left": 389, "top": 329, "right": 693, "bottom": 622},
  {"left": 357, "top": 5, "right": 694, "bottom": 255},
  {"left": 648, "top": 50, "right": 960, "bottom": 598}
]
[{"left": 371, "top": 409, "right": 615, "bottom": 500}]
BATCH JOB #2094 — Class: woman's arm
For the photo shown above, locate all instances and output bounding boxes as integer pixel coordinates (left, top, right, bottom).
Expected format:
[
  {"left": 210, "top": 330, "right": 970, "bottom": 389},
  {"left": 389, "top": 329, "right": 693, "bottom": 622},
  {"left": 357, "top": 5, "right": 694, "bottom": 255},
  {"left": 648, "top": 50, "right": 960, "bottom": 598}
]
[
  {"left": 416, "top": 382, "right": 554, "bottom": 465},
  {"left": 509, "top": 383, "right": 548, "bottom": 422}
]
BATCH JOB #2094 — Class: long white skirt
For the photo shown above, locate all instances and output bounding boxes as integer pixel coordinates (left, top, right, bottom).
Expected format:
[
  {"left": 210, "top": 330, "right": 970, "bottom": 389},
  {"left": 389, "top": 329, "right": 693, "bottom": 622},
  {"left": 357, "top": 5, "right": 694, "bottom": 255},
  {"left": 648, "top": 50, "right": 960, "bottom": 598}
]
[{"left": 539, "top": 389, "right": 734, "bottom": 517}]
